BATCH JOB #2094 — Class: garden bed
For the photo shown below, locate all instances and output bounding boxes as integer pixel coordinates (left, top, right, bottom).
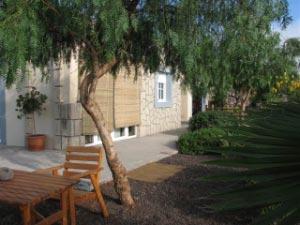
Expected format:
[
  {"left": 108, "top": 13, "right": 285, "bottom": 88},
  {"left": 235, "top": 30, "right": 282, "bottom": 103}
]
[{"left": 0, "top": 154, "right": 255, "bottom": 225}]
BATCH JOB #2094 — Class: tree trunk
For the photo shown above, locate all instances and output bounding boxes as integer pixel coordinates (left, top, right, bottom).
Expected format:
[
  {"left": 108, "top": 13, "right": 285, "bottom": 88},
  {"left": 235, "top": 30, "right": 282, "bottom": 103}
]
[
  {"left": 79, "top": 66, "right": 135, "bottom": 207},
  {"left": 240, "top": 100, "right": 247, "bottom": 112},
  {"left": 239, "top": 89, "right": 251, "bottom": 112}
]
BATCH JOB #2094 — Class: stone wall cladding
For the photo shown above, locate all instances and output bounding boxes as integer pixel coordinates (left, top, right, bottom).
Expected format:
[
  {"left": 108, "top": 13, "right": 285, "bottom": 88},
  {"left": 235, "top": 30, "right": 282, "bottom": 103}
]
[
  {"left": 139, "top": 73, "right": 181, "bottom": 137},
  {"left": 54, "top": 102, "right": 84, "bottom": 150}
]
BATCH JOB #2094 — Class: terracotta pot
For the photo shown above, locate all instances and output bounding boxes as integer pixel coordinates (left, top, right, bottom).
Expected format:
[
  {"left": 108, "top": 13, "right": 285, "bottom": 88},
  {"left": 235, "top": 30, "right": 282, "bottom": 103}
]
[{"left": 27, "top": 135, "right": 46, "bottom": 151}]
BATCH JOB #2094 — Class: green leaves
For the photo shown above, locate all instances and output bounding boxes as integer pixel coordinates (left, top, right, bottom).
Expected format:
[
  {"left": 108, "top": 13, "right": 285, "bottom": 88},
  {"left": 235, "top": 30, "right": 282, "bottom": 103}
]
[
  {"left": 284, "top": 38, "right": 300, "bottom": 57},
  {"left": 206, "top": 102, "right": 300, "bottom": 225},
  {"left": 15, "top": 87, "right": 47, "bottom": 118},
  {"left": 0, "top": 0, "right": 214, "bottom": 86},
  {"left": 182, "top": 0, "right": 296, "bottom": 108}
]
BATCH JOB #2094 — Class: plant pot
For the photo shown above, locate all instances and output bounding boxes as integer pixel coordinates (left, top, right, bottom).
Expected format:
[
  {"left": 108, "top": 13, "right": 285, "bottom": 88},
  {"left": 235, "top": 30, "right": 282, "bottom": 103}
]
[{"left": 27, "top": 134, "right": 46, "bottom": 151}]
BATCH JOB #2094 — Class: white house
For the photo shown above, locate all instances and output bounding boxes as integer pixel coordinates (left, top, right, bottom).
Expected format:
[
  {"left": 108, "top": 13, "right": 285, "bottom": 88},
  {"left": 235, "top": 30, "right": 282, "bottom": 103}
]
[{"left": 0, "top": 55, "right": 192, "bottom": 150}]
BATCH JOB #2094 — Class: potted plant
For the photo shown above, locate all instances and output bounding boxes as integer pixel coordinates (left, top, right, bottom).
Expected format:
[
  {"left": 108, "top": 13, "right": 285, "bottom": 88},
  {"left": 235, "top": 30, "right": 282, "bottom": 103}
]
[{"left": 16, "top": 87, "right": 48, "bottom": 151}]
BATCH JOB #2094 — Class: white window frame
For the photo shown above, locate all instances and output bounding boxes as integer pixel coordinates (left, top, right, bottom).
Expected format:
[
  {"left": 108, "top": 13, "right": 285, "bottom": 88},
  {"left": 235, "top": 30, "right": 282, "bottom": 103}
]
[
  {"left": 85, "top": 126, "right": 137, "bottom": 146},
  {"left": 157, "top": 74, "right": 167, "bottom": 102}
]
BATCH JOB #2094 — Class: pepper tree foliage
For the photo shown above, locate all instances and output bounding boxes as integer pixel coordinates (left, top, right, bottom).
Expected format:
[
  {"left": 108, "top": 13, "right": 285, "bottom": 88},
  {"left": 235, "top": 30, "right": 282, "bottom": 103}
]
[
  {"left": 0, "top": 1, "right": 295, "bottom": 103},
  {"left": 0, "top": 0, "right": 208, "bottom": 87},
  {"left": 284, "top": 38, "right": 300, "bottom": 58},
  {"left": 184, "top": 0, "right": 297, "bottom": 107}
]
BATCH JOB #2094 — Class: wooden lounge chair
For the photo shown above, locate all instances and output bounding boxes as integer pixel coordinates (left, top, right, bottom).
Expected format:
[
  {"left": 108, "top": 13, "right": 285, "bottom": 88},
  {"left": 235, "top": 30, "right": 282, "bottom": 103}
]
[{"left": 35, "top": 146, "right": 109, "bottom": 219}]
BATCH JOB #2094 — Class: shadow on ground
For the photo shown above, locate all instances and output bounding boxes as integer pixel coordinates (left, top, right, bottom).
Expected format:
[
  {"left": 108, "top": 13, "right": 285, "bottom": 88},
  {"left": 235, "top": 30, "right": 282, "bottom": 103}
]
[{"left": 0, "top": 154, "right": 256, "bottom": 225}]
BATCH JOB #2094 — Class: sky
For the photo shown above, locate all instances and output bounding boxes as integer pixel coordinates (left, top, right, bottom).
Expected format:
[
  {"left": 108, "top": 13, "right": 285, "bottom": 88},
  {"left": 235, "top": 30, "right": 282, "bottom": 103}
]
[{"left": 274, "top": 0, "right": 300, "bottom": 41}]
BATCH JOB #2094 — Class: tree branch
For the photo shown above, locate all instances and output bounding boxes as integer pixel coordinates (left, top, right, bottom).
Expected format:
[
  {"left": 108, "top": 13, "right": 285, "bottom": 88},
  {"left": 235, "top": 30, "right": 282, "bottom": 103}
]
[
  {"left": 41, "top": 0, "right": 61, "bottom": 15},
  {"left": 123, "top": 0, "right": 140, "bottom": 14}
]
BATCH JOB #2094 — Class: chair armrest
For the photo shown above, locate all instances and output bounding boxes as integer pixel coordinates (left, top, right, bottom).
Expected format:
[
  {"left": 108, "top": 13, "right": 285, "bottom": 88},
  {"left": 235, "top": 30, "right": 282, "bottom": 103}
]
[
  {"left": 34, "top": 164, "right": 65, "bottom": 176},
  {"left": 69, "top": 168, "right": 103, "bottom": 180}
]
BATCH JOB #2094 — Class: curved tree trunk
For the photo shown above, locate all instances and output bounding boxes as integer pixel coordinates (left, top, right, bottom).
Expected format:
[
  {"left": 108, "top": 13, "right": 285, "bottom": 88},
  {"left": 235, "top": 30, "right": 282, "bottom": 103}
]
[
  {"left": 79, "top": 62, "right": 135, "bottom": 207},
  {"left": 239, "top": 88, "right": 251, "bottom": 116}
]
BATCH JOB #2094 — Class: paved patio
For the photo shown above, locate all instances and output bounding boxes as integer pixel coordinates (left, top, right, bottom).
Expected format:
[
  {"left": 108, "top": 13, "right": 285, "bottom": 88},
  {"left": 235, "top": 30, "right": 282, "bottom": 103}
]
[{"left": 0, "top": 128, "right": 186, "bottom": 182}]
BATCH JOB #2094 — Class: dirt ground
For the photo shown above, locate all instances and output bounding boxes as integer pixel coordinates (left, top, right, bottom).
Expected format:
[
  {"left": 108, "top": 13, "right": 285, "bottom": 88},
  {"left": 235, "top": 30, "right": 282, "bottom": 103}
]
[{"left": 0, "top": 154, "right": 255, "bottom": 225}]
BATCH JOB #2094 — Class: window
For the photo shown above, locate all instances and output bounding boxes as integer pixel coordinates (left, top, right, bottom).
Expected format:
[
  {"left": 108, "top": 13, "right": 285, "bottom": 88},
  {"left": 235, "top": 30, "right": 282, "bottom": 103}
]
[
  {"left": 114, "top": 127, "right": 125, "bottom": 138},
  {"left": 157, "top": 74, "right": 167, "bottom": 102},
  {"left": 85, "top": 135, "right": 94, "bottom": 144},
  {"left": 128, "top": 126, "right": 136, "bottom": 136},
  {"left": 85, "top": 126, "right": 137, "bottom": 146},
  {"left": 155, "top": 71, "right": 173, "bottom": 108},
  {"left": 158, "top": 83, "right": 165, "bottom": 101}
]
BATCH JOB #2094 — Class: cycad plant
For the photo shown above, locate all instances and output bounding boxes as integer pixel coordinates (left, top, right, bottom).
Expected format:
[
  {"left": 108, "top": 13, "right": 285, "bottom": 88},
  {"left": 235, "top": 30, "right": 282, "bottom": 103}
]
[{"left": 205, "top": 101, "right": 300, "bottom": 225}]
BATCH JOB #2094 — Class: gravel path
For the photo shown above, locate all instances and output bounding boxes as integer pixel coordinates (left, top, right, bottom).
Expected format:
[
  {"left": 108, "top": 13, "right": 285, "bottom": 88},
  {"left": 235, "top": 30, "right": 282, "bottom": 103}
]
[{"left": 0, "top": 154, "right": 255, "bottom": 225}]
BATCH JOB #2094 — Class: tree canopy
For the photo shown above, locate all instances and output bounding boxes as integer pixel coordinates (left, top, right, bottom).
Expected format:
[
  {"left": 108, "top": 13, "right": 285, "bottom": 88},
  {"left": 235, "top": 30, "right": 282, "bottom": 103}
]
[
  {"left": 0, "top": 0, "right": 297, "bottom": 205},
  {"left": 183, "top": 0, "right": 296, "bottom": 109},
  {"left": 0, "top": 0, "right": 229, "bottom": 206},
  {"left": 284, "top": 38, "right": 300, "bottom": 57},
  {"left": 0, "top": 0, "right": 206, "bottom": 86}
]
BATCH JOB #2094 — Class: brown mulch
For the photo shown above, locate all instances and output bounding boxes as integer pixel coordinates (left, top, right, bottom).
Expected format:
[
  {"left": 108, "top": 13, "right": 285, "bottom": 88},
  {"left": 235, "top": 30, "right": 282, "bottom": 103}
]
[{"left": 0, "top": 154, "right": 256, "bottom": 225}]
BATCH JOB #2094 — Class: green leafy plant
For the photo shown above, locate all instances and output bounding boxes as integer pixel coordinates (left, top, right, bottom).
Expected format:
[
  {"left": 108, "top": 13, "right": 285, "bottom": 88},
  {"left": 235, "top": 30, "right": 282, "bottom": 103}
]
[
  {"left": 178, "top": 127, "right": 228, "bottom": 155},
  {"left": 189, "top": 111, "right": 239, "bottom": 131},
  {"left": 16, "top": 87, "right": 47, "bottom": 134},
  {"left": 0, "top": 0, "right": 292, "bottom": 207},
  {"left": 205, "top": 101, "right": 300, "bottom": 225}
]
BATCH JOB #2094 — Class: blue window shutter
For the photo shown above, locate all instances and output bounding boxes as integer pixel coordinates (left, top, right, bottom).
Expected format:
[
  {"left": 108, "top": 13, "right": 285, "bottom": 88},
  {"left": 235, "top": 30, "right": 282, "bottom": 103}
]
[
  {"left": 166, "top": 74, "right": 173, "bottom": 106},
  {"left": 155, "top": 73, "right": 173, "bottom": 108}
]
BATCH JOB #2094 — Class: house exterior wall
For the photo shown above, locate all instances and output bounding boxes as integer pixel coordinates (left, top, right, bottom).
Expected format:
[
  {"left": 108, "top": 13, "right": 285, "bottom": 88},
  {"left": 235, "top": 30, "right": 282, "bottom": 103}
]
[
  {"left": 0, "top": 79, "right": 6, "bottom": 145},
  {"left": 3, "top": 54, "right": 82, "bottom": 149},
  {"left": 25, "top": 67, "right": 57, "bottom": 149},
  {"left": 51, "top": 55, "right": 85, "bottom": 150},
  {"left": 4, "top": 86, "right": 25, "bottom": 147},
  {"left": 4, "top": 68, "right": 56, "bottom": 148},
  {"left": 139, "top": 73, "right": 182, "bottom": 137},
  {"left": 3, "top": 56, "right": 186, "bottom": 149},
  {"left": 181, "top": 89, "right": 193, "bottom": 122},
  {"left": 2, "top": 74, "right": 57, "bottom": 147}
]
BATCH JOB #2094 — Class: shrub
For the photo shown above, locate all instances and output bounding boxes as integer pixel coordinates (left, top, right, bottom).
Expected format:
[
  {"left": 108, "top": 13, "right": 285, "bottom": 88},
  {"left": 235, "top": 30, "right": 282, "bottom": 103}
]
[
  {"left": 16, "top": 87, "right": 47, "bottom": 118},
  {"left": 178, "top": 127, "right": 228, "bottom": 155},
  {"left": 189, "top": 111, "right": 238, "bottom": 131},
  {"left": 16, "top": 87, "right": 47, "bottom": 134},
  {"left": 205, "top": 102, "right": 300, "bottom": 224}
]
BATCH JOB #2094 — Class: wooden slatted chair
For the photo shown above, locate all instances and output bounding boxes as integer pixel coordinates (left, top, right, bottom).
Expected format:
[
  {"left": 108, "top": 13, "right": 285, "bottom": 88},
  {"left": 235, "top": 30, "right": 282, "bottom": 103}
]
[{"left": 36, "top": 146, "right": 109, "bottom": 218}]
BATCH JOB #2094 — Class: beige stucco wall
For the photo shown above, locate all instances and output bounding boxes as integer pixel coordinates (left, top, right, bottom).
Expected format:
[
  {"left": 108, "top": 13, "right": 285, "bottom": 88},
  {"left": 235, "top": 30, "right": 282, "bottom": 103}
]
[
  {"left": 25, "top": 67, "right": 56, "bottom": 149},
  {"left": 5, "top": 68, "right": 56, "bottom": 148},
  {"left": 138, "top": 73, "right": 182, "bottom": 137},
  {"left": 5, "top": 86, "right": 25, "bottom": 146},
  {"left": 51, "top": 55, "right": 83, "bottom": 150},
  {"left": 4, "top": 56, "right": 187, "bottom": 148},
  {"left": 4, "top": 54, "right": 79, "bottom": 149},
  {"left": 181, "top": 89, "right": 193, "bottom": 122}
]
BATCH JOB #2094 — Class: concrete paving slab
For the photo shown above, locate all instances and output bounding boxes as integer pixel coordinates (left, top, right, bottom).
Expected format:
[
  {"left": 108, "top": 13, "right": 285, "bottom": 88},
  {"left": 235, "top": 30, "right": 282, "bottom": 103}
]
[{"left": 0, "top": 128, "right": 185, "bottom": 183}]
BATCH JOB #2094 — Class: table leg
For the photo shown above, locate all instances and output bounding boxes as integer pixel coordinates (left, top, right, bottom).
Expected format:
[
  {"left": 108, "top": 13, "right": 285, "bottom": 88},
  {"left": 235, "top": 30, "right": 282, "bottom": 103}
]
[
  {"left": 69, "top": 187, "right": 76, "bottom": 225},
  {"left": 61, "top": 190, "right": 69, "bottom": 225},
  {"left": 20, "top": 204, "right": 31, "bottom": 225}
]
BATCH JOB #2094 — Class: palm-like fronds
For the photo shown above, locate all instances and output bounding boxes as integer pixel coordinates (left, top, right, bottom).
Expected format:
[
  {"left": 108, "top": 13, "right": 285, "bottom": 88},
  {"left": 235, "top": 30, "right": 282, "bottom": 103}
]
[{"left": 205, "top": 101, "right": 300, "bottom": 225}]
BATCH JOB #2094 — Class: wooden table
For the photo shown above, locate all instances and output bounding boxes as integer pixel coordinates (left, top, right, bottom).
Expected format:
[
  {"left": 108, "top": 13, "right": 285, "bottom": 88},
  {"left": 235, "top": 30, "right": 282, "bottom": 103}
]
[{"left": 0, "top": 170, "right": 78, "bottom": 225}]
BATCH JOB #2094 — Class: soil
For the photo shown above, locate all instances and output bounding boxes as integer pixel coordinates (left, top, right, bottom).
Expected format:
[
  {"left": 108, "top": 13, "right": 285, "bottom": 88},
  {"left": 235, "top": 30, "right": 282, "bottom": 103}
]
[{"left": 0, "top": 154, "right": 255, "bottom": 225}]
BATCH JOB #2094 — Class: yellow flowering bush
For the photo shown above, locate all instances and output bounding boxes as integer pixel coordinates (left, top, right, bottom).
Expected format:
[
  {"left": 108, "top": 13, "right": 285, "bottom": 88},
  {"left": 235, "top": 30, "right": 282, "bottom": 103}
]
[
  {"left": 272, "top": 72, "right": 300, "bottom": 94},
  {"left": 289, "top": 80, "right": 300, "bottom": 92}
]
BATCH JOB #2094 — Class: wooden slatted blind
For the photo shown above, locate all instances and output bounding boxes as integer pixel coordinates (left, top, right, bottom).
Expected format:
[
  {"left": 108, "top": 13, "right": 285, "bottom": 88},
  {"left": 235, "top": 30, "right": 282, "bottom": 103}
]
[
  {"left": 114, "top": 70, "right": 141, "bottom": 128},
  {"left": 82, "top": 70, "right": 141, "bottom": 135},
  {"left": 82, "top": 73, "right": 114, "bottom": 134}
]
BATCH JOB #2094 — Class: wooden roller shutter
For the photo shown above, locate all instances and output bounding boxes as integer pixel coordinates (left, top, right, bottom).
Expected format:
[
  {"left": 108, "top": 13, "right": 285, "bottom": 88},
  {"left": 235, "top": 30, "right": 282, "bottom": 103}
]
[
  {"left": 82, "top": 73, "right": 114, "bottom": 134},
  {"left": 114, "top": 71, "right": 140, "bottom": 128}
]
